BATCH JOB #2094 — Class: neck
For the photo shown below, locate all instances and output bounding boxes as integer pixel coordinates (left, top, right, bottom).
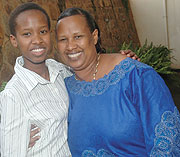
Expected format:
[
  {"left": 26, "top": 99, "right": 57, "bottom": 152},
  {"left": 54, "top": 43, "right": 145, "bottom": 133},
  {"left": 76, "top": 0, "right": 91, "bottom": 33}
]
[
  {"left": 75, "top": 53, "right": 101, "bottom": 82},
  {"left": 24, "top": 61, "right": 50, "bottom": 81}
]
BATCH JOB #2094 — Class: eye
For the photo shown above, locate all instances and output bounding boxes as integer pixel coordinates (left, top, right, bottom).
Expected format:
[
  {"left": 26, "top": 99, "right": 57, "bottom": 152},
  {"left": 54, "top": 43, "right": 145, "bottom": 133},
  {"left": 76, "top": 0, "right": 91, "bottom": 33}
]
[
  {"left": 40, "top": 29, "right": 48, "bottom": 34},
  {"left": 58, "top": 38, "right": 67, "bottom": 42},
  {"left": 75, "top": 35, "right": 82, "bottom": 40},
  {"left": 23, "top": 32, "right": 31, "bottom": 36}
]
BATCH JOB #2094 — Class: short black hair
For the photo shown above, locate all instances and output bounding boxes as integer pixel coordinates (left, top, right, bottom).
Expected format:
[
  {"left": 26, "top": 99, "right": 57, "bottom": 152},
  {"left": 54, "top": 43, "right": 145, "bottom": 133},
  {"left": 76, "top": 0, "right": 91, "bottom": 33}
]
[
  {"left": 9, "top": 2, "right": 51, "bottom": 36},
  {"left": 56, "top": 8, "right": 105, "bottom": 53}
]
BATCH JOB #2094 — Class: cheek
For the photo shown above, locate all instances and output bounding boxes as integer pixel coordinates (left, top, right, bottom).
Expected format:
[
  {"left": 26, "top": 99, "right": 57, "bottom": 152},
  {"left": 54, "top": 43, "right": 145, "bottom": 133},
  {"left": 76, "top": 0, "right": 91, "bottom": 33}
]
[
  {"left": 80, "top": 38, "right": 92, "bottom": 49},
  {"left": 56, "top": 51, "right": 67, "bottom": 65},
  {"left": 44, "top": 36, "right": 51, "bottom": 46},
  {"left": 18, "top": 40, "right": 29, "bottom": 50},
  {"left": 57, "top": 42, "right": 66, "bottom": 53},
  {"left": 57, "top": 42, "right": 61, "bottom": 50},
  {"left": 57, "top": 44, "right": 65, "bottom": 57}
]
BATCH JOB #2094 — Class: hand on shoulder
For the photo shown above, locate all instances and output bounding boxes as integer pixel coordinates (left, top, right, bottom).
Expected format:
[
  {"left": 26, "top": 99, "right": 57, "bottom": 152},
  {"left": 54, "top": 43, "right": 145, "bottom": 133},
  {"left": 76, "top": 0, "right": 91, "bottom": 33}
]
[{"left": 120, "top": 50, "right": 141, "bottom": 61}]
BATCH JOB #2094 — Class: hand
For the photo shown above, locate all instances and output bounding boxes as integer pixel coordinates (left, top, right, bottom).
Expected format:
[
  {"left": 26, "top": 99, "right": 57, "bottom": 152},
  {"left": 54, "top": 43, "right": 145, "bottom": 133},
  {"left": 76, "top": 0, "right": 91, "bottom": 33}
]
[
  {"left": 120, "top": 50, "right": 141, "bottom": 61},
  {"left": 28, "top": 124, "right": 41, "bottom": 148}
]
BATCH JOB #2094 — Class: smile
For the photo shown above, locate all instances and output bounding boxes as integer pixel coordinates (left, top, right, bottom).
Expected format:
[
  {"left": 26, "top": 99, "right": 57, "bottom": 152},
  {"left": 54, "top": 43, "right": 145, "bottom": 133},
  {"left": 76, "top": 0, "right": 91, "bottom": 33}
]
[
  {"left": 31, "top": 48, "right": 45, "bottom": 53},
  {"left": 68, "top": 52, "right": 82, "bottom": 58}
]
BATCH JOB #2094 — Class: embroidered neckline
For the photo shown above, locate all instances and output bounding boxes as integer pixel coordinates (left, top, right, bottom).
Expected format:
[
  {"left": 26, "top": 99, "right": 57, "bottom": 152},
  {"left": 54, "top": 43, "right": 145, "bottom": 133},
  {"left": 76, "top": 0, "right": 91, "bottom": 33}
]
[{"left": 65, "top": 57, "right": 150, "bottom": 96}]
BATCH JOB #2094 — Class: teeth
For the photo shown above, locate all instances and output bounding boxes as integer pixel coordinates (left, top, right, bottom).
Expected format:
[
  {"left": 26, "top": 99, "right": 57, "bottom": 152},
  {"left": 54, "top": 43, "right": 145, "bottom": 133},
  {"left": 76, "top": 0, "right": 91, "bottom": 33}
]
[
  {"left": 68, "top": 52, "right": 81, "bottom": 58},
  {"left": 32, "top": 48, "right": 44, "bottom": 52}
]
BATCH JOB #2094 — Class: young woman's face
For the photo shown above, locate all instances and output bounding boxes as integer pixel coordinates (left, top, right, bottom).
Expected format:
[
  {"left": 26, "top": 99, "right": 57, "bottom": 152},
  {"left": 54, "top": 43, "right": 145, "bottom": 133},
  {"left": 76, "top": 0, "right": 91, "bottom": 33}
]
[
  {"left": 10, "top": 9, "right": 51, "bottom": 68},
  {"left": 56, "top": 15, "right": 98, "bottom": 71}
]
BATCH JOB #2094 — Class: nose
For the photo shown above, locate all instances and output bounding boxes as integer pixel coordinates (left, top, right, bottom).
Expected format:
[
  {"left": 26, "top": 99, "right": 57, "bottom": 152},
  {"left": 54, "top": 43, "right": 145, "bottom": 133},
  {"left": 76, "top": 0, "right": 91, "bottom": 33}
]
[
  {"left": 67, "top": 39, "right": 77, "bottom": 51},
  {"left": 32, "top": 34, "right": 43, "bottom": 44}
]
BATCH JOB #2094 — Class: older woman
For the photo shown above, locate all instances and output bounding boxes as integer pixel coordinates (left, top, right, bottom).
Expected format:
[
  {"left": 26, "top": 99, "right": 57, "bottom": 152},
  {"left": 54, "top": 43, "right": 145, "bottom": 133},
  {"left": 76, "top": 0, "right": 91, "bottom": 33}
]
[{"left": 55, "top": 7, "right": 180, "bottom": 157}]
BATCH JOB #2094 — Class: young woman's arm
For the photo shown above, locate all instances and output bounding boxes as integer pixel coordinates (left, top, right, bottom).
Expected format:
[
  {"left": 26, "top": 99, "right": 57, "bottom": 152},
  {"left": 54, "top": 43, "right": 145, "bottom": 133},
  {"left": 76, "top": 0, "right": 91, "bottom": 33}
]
[{"left": 1, "top": 90, "right": 30, "bottom": 157}]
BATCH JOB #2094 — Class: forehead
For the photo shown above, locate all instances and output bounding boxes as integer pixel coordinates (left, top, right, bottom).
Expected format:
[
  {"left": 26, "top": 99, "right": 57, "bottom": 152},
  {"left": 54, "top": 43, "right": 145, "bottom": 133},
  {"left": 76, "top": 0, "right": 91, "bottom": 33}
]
[
  {"left": 15, "top": 9, "right": 48, "bottom": 26},
  {"left": 57, "top": 15, "right": 89, "bottom": 32}
]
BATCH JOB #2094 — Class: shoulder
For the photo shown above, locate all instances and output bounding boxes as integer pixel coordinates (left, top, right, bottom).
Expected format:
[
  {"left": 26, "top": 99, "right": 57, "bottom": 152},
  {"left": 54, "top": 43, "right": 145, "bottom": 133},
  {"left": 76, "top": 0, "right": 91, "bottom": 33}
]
[
  {"left": 46, "top": 58, "right": 65, "bottom": 69},
  {"left": 1, "top": 75, "right": 26, "bottom": 98},
  {"left": 46, "top": 58, "right": 73, "bottom": 78},
  {"left": 102, "top": 53, "right": 127, "bottom": 65},
  {"left": 99, "top": 53, "right": 126, "bottom": 76},
  {"left": 101, "top": 53, "right": 153, "bottom": 75}
]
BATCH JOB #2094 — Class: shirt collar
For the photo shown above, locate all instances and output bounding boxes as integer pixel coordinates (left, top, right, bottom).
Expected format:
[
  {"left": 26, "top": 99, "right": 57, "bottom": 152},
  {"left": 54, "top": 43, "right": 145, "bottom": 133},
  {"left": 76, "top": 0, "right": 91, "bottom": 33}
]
[{"left": 14, "top": 56, "right": 62, "bottom": 92}]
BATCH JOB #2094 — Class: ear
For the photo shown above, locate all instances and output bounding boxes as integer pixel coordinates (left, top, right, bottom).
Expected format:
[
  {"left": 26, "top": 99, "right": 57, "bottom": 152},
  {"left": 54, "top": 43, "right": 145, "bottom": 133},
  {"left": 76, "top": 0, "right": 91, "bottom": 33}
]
[
  {"left": 92, "top": 29, "right": 98, "bottom": 45},
  {"left": 10, "top": 34, "right": 18, "bottom": 48}
]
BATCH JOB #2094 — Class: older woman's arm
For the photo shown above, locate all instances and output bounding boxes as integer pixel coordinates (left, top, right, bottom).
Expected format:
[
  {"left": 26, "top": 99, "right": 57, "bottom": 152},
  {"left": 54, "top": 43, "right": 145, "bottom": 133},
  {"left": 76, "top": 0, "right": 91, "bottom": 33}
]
[
  {"left": 134, "top": 68, "right": 180, "bottom": 156},
  {"left": 28, "top": 124, "right": 40, "bottom": 148}
]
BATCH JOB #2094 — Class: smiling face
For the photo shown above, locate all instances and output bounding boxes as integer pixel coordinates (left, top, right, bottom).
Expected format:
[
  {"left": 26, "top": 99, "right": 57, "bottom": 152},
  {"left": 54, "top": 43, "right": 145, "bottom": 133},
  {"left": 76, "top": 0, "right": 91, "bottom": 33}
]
[
  {"left": 56, "top": 15, "right": 98, "bottom": 72},
  {"left": 10, "top": 9, "right": 51, "bottom": 68}
]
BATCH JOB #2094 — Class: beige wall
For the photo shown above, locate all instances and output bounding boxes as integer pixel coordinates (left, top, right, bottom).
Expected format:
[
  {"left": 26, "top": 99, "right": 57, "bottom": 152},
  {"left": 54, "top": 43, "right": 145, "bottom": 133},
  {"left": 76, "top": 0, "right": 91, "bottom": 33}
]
[
  {"left": 167, "top": 0, "right": 180, "bottom": 69},
  {"left": 130, "top": 0, "right": 180, "bottom": 69}
]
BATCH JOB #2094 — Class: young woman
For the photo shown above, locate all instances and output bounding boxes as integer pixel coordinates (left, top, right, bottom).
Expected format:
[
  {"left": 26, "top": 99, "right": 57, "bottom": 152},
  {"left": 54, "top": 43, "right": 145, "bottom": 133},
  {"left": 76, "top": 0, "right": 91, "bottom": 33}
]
[{"left": 0, "top": 3, "right": 71, "bottom": 156}]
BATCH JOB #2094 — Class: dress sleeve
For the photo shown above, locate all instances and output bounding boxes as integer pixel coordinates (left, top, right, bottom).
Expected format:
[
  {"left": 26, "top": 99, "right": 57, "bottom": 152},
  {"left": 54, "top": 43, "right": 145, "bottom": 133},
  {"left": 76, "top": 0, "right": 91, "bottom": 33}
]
[
  {"left": 0, "top": 90, "right": 30, "bottom": 157},
  {"left": 135, "top": 68, "right": 180, "bottom": 156}
]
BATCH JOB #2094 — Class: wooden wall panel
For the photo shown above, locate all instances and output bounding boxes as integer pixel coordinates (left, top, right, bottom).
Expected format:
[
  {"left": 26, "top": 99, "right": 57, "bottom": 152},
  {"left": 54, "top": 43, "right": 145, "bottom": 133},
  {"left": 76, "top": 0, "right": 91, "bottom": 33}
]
[{"left": 0, "top": 0, "right": 139, "bottom": 83}]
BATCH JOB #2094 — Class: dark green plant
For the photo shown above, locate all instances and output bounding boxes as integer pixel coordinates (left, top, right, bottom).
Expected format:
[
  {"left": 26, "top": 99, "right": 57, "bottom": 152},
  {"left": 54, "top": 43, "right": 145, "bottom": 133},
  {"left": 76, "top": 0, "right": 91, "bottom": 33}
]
[
  {"left": 0, "top": 82, "right": 7, "bottom": 92},
  {"left": 120, "top": 41, "right": 174, "bottom": 75}
]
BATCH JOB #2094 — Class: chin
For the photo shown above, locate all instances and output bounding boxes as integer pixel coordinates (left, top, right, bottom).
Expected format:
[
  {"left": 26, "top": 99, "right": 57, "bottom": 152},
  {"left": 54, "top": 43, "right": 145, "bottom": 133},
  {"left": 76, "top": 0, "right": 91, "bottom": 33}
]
[
  {"left": 67, "top": 60, "right": 83, "bottom": 69},
  {"left": 70, "top": 65, "right": 83, "bottom": 71}
]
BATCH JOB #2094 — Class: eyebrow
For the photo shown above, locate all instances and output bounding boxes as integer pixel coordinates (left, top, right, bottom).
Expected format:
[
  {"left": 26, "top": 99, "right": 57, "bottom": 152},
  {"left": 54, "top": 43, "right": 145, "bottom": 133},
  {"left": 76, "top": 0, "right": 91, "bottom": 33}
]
[{"left": 21, "top": 25, "right": 49, "bottom": 30}]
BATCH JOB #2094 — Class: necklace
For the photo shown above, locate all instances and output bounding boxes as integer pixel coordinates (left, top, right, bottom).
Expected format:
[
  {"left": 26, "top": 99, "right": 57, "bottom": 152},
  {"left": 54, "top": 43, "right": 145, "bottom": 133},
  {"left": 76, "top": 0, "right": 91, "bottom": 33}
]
[
  {"left": 75, "top": 53, "right": 101, "bottom": 81},
  {"left": 93, "top": 53, "right": 101, "bottom": 80}
]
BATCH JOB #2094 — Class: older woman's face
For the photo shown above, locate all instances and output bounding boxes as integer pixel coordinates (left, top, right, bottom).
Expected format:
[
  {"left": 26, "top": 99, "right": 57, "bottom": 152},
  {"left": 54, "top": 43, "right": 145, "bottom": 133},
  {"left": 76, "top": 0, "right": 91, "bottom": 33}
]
[{"left": 56, "top": 15, "right": 98, "bottom": 71}]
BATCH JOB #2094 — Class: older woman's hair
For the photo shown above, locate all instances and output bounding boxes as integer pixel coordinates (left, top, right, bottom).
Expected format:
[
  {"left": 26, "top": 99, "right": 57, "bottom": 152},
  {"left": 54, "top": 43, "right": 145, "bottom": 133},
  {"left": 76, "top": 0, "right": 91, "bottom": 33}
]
[{"left": 56, "top": 8, "right": 105, "bottom": 53}]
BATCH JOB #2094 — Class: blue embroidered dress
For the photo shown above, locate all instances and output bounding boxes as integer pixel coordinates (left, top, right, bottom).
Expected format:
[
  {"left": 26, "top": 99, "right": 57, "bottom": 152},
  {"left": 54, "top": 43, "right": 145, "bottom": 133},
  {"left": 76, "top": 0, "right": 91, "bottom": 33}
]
[{"left": 65, "top": 58, "right": 180, "bottom": 157}]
